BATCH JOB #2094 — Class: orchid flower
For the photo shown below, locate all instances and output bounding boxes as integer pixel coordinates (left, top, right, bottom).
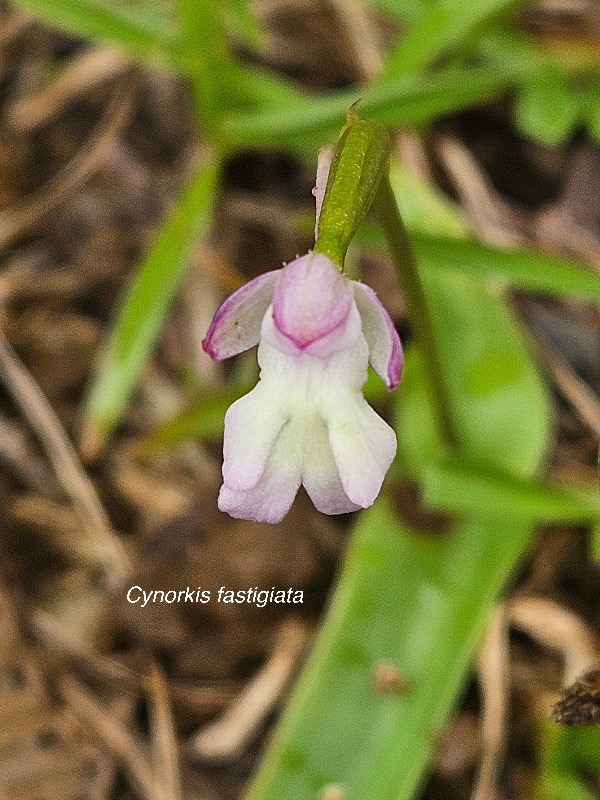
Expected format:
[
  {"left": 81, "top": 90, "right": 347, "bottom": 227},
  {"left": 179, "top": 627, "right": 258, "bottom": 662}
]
[{"left": 203, "top": 124, "right": 403, "bottom": 523}]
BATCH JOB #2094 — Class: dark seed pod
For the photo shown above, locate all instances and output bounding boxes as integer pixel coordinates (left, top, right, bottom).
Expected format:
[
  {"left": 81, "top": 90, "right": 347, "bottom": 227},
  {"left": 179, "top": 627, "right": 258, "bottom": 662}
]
[{"left": 552, "top": 669, "right": 600, "bottom": 725}]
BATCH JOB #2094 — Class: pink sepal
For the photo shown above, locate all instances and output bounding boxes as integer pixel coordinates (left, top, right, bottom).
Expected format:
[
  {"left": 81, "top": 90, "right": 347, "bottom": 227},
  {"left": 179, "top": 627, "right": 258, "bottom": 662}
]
[
  {"left": 202, "top": 270, "right": 279, "bottom": 361},
  {"left": 352, "top": 282, "right": 404, "bottom": 388}
]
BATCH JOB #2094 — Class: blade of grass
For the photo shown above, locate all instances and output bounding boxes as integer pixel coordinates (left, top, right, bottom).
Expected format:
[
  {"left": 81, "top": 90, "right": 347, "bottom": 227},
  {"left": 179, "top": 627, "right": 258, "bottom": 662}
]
[
  {"left": 388, "top": 160, "right": 468, "bottom": 238},
  {"left": 173, "top": 0, "right": 231, "bottom": 143},
  {"left": 416, "top": 234, "right": 600, "bottom": 301},
  {"left": 423, "top": 268, "right": 550, "bottom": 474},
  {"left": 357, "top": 225, "right": 600, "bottom": 303},
  {"left": 381, "top": 0, "right": 528, "bottom": 78},
  {"left": 423, "top": 456, "right": 600, "bottom": 522},
  {"left": 481, "top": 24, "right": 600, "bottom": 76},
  {"left": 244, "top": 502, "right": 536, "bottom": 800},
  {"left": 15, "top": 0, "right": 178, "bottom": 67},
  {"left": 364, "top": 0, "right": 432, "bottom": 26},
  {"left": 225, "top": 63, "right": 529, "bottom": 148},
  {"left": 516, "top": 69, "right": 581, "bottom": 147},
  {"left": 226, "top": 64, "right": 310, "bottom": 112},
  {"left": 554, "top": 726, "right": 600, "bottom": 774},
  {"left": 223, "top": 0, "right": 265, "bottom": 50},
  {"left": 80, "top": 157, "right": 219, "bottom": 458},
  {"left": 538, "top": 722, "right": 600, "bottom": 800},
  {"left": 15, "top": 0, "right": 309, "bottom": 125}
]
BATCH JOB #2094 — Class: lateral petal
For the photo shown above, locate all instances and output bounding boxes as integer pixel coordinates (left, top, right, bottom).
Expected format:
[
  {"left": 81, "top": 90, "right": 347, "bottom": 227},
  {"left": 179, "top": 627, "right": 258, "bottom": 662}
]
[
  {"left": 202, "top": 270, "right": 279, "bottom": 360},
  {"left": 352, "top": 281, "right": 404, "bottom": 388},
  {"left": 221, "top": 382, "right": 288, "bottom": 492},
  {"left": 326, "top": 395, "right": 397, "bottom": 508},
  {"left": 219, "top": 419, "right": 303, "bottom": 524}
]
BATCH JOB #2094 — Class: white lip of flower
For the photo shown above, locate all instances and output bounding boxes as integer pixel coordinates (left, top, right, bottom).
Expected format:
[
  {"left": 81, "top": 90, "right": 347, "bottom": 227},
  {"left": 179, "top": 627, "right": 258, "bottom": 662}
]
[{"left": 202, "top": 252, "right": 403, "bottom": 524}]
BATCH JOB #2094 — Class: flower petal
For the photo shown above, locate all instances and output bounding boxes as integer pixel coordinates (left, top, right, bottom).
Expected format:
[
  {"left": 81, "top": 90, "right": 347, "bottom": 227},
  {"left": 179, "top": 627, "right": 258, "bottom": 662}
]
[
  {"left": 221, "top": 381, "right": 288, "bottom": 492},
  {"left": 219, "top": 420, "right": 303, "bottom": 524},
  {"left": 352, "top": 281, "right": 404, "bottom": 388},
  {"left": 325, "top": 394, "right": 397, "bottom": 508},
  {"left": 202, "top": 270, "right": 279, "bottom": 360},
  {"left": 301, "top": 417, "right": 361, "bottom": 515},
  {"left": 312, "top": 144, "right": 334, "bottom": 237},
  {"left": 272, "top": 253, "right": 352, "bottom": 350}
]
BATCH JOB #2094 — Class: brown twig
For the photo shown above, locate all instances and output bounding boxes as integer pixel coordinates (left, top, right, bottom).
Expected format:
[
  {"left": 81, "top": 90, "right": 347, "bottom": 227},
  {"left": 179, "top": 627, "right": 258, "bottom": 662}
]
[
  {"left": 7, "top": 46, "right": 130, "bottom": 132},
  {"left": 0, "top": 80, "right": 135, "bottom": 250},
  {"left": 322, "top": 0, "right": 382, "bottom": 80},
  {"left": 535, "top": 206, "right": 600, "bottom": 274},
  {"left": 147, "top": 665, "right": 182, "bottom": 800},
  {"left": 31, "top": 609, "right": 135, "bottom": 686},
  {"left": 0, "top": 411, "right": 58, "bottom": 494},
  {"left": 0, "top": 7, "right": 33, "bottom": 47},
  {"left": 472, "top": 606, "right": 509, "bottom": 800},
  {"left": 60, "top": 675, "right": 157, "bottom": 800},
  {"left": 188, "top": 618, "right": 310, "bottom": 763},
  {"left": 508, "top": 595, "right": 599, "bottom": 685},
  {"left": 527, "top": 329, "right": 600, "bottom": 438},
  {"left": 437, "top": 136, "right": 528, "bottom": 247},
  {"left": 32, "top": 608, "right": 238, "bottom": 714},
  {"left": 0, "top": 331, "right": 128, "bottom": 588}
]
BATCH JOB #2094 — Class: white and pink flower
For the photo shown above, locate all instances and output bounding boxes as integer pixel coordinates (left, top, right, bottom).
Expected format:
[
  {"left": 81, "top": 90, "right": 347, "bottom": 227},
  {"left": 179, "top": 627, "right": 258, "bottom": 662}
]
[{"left": 202, "top": 252, "right": 403, "bottom": 524}]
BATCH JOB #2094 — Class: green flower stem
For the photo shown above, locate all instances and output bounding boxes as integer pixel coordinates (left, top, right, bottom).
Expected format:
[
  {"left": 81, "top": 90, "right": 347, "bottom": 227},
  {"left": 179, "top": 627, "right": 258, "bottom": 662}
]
[{"left": 374, "top": 175, "right": 458, "bottom": 449}]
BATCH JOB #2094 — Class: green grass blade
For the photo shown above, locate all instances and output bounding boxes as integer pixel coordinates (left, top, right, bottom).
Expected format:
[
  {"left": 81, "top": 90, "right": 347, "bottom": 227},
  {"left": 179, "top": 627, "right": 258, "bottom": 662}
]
[
  {"left": 382, "top": 0, "right": 527, "bottom": 78},
  {"left": 139, "top": 380, "right": 252, "bottom": 452},
  {"left": 423, "top": 457, "right": 600, "bottom": 522},
  {"left": 539, "top": 774, "right": 598, "bottom": 800},
  {"left": 140, "top": 392, "right": 232, "bottom": 451},
  {"left": 420, "top": 269, "right": 550, "bottom": 477},
  {"left": 547, "top": 725, "right": 600, "bottom": 774},
  {"left": 538, "top": 723, "right": 600, "bottom": 800},
  {"left": 245, "top": 502, "right": 535, "bottom": 800},
  {"left": 226, "top": 64, "right": 312, "bottom": 113},
  {"left": 389, "top": 160, "right": 468, "bottom": 237},
  {"left": 223, "top": 0, "right": 265, "bottom": 49},
  {"left": 15, "top": 0, "right": 303, "bottom": 124},
  {"left": 225, "top": 64, "right": 525, "bottom": 148},
  {"left": 81, "top": 158, "right": 219, "bottom": 456},
  {"left": 478, "top": 26, "right": 554, "bottom": 75},
  {"left": 365, "top": 0, "right": 432, "bottom": 25},
  {"left": 173, "top": 0, "right": 230, "bottom": 142},
  {"left": 415, "top": 235, "right": 600, "bottom": 301},
  {"left": 15, "top": 0, "right": 178, "bottom": 67},
  {"left": 357, "top": 226, "right": 600, "bottom": 303},
  {"left": 516, "top": 69, "right": 581, "bottom": 147}
]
